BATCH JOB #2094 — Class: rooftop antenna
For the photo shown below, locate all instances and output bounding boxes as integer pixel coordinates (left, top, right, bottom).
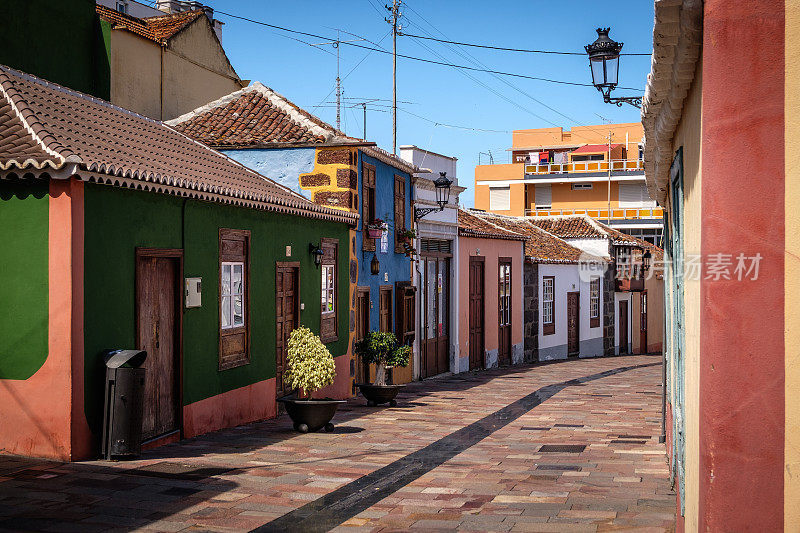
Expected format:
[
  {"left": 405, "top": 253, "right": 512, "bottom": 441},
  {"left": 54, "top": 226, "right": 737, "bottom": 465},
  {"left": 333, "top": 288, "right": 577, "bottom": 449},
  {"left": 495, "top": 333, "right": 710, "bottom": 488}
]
[{"left": 310, "top": 31, "right": 367, "bottom": 132}]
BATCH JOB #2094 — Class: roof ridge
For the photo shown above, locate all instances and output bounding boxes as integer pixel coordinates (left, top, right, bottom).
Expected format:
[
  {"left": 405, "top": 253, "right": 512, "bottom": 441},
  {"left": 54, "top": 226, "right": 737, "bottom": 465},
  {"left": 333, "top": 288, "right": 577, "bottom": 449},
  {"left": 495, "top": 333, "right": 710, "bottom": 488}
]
[
  {"left": 166, "top": 82, "right": 343, "bottom": 143},
  {"left": 0, "top": 70, "right": 73, "bottom": 166}
]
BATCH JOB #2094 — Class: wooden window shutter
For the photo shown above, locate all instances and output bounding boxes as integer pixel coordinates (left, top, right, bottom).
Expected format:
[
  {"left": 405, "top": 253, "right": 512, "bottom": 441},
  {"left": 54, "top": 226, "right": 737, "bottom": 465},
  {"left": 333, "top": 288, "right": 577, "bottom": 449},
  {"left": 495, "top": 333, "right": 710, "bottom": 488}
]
[
  {"left": 362, "top": 162, "right": 376, "bottom": 252},
  {"left": 320, "top": 238, "right": 338, "bottom": 343},
  {"left": 394, "top": 281, "right": 416, "bottom": 346},
  {"left": 394, "top": 175, "right": 406, "bottom": 253},
  {"left": 219, "top": 228, "right": 250, "bottom": 370}
]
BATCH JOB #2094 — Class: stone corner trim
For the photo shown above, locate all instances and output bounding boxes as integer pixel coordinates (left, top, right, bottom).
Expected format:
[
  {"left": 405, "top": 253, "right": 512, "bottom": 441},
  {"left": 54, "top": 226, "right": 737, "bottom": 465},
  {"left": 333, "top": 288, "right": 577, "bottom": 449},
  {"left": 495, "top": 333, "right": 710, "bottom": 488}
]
[{"left": 641, "top": 0, "right": 703, "bottom": 206}]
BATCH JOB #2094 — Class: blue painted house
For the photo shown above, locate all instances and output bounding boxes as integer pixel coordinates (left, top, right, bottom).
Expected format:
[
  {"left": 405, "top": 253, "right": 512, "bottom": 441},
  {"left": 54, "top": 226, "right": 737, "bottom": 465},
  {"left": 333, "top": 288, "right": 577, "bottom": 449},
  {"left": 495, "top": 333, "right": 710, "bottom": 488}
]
[{"left": 169, "top": 82, "right": 419, "bottom": 391}]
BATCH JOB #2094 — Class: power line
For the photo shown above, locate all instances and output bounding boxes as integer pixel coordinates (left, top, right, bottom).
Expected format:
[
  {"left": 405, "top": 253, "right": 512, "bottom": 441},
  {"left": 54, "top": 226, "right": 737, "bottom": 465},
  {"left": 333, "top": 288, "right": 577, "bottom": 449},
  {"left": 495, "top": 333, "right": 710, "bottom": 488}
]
[
  {"left": 397, "top": 31, "right": 651, "bottom": 56},
  {"left": 211, "top": 9, "right": 642, "bottom": 91}
]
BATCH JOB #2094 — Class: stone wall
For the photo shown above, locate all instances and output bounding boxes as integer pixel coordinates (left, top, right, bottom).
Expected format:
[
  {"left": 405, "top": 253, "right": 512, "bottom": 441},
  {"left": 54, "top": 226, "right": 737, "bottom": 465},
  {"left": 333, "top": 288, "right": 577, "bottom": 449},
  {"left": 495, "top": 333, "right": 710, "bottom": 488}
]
[{"left": 523, "top": 261, "right": 538, "bottom": 362}]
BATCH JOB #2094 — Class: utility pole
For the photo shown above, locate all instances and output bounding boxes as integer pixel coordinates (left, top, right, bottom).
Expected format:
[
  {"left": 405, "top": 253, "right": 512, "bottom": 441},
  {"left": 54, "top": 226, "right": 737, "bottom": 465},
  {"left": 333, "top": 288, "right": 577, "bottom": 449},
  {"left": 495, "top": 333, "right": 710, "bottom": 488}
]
[
  {"left": 607, "top": 130, "right": 613, "bottom": 223},
  {"left": 361, "top": 102, "right": 367, "bottom": 139},
  {"left": 386, "top": 0, "right": 401, "bottom": 154},
  {"left": 310, "top": 32, "right": 367, "bottom": 133}
]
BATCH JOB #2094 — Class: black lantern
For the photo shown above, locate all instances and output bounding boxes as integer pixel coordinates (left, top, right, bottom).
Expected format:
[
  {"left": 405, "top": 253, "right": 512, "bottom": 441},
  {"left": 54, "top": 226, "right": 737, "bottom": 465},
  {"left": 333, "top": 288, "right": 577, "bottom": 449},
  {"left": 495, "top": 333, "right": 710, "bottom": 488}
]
[
  {"left": 642, "top": 249, "right": 652, "bottom": 272},
  {"left": 585, "top": 28, "right": 641, "bottom": 108},
  {"left": 415, "top": 172, "right": 454, "bottom": 220},
  {"left": 370, "top": 254, "right": 380, "bottom": 275},
  {"left": 309, "top": 243, "right": 324, "bottom": 268}
]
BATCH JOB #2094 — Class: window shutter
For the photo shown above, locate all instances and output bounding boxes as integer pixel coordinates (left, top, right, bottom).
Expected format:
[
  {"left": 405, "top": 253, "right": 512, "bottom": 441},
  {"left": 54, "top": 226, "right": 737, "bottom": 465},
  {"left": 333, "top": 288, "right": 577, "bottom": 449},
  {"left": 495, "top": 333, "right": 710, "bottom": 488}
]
[
  {"left": 489, "top": 186, "right": 511, "bottom": 211},
  {"left": 394, "top": 175, "right": 406, "bottom": 253},
  {"left": 362, "top": 163, "right": 376, "bottom": 251},
  {"left": 219, "top": 228, "right": 250, "bottom": 370},
  {"left": 534, "top": 184, "right": 552, "bottom": 209},
  {"left": 619, "top": 183, "right": 655, "bottom": 208}
]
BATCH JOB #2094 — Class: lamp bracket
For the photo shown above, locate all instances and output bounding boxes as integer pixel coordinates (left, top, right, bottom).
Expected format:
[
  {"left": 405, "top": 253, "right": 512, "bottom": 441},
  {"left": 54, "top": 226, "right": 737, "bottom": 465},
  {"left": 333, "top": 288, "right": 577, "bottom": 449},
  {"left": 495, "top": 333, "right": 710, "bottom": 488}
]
[
  {"left": 603, "top": 92, "right": 642, "bottom": 108},
  {"left": 414, "top": 206, "right": 442, "bottom": 220}
]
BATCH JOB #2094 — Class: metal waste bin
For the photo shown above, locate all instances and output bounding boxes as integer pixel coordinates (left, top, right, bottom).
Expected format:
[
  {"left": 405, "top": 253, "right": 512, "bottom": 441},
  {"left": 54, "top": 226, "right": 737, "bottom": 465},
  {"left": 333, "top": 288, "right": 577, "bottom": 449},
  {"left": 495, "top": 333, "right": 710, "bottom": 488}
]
[{"left": 102, "top": 349, "right": 147, "bottom": 460}]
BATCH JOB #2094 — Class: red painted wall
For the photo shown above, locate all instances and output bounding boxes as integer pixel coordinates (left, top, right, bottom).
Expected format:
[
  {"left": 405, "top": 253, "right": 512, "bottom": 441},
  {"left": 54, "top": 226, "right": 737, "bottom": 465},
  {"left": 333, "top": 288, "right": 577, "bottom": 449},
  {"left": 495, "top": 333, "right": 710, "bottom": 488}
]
[{"left": 701, "top": 1, "right": 785, "bottom": 529}]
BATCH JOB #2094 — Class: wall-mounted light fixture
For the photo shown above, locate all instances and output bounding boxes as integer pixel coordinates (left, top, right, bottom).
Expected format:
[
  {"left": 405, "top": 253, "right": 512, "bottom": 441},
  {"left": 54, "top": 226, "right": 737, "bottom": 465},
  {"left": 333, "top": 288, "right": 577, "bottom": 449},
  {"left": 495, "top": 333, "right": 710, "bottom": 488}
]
[
  {"left": 643, "top": 249, "right": 652, "bottom": 272},
  {"left": 370, "top": 254, "right": 380, "bottom": 275},
  {"left": 415, "top": 172, "right": 454, "bottom": 220},
  {"left": 585, "top": 28, "right": 642, "bottom": 108},
  {"left": 309, "top": 243, "right": 324, "bottom": 268}
]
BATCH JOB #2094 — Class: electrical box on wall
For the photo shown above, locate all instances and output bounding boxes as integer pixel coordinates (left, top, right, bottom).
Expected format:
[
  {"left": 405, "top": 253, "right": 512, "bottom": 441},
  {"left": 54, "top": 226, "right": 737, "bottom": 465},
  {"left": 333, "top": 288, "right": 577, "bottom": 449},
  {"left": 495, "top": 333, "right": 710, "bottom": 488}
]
[{"left": 185, "top": 277, "right": 202, "bottom": 308}]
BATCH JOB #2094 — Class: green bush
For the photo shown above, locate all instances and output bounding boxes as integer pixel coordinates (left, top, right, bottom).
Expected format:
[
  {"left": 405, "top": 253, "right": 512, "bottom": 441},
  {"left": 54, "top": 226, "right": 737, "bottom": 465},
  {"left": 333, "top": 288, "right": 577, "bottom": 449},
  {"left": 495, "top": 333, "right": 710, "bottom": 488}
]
[
  {"left": 284, "top": 326, "right": 336, "bottom": 399},
  {"left": 354, "top": 331, "right": 411, "bottom": 385}
]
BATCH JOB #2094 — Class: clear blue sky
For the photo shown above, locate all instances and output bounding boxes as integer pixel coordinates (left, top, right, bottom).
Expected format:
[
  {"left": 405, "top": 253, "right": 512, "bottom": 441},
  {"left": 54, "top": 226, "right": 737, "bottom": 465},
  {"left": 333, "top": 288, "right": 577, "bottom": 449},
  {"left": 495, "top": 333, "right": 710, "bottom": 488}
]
[{"left": 205, "top": 0, "right": 654, "bottom": 207}]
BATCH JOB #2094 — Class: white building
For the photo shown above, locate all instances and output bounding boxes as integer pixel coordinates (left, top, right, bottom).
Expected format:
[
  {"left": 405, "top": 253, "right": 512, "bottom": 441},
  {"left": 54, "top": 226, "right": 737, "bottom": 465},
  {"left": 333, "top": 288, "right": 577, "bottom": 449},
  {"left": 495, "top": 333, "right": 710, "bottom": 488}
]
[{"left": 399, "top": 145, "right": 465, "bottom": 378}]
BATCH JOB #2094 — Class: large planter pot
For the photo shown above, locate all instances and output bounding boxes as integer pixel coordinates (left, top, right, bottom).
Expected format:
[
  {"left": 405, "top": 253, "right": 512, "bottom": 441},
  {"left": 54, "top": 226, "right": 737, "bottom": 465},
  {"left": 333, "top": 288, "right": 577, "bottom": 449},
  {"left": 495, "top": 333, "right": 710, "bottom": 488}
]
[
  {"left": 278, "top": 398, "right": 346, "bottom": 433},
  {"left": 356, "top": 383, "right": 404, "bottom": 407},
  {"left": 367, "top": 228, "right": 384, "bottom": 239}
]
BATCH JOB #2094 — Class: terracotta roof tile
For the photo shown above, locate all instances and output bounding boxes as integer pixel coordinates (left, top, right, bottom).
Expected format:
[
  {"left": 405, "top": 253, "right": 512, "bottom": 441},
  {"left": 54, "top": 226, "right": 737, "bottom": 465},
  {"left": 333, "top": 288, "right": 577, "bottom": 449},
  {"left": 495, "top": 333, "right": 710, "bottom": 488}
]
[
  {"left": 0, "top": 65, "right": 356, "bottom": 225},
  {"left": 168, "top": 83, "right": 357, "bottom": 147},
  {"left": 527, "top": 215, "right": 607, "bottom": 239},
  {"left": 96, "top": 5, "right": 203, "bottom": 43},
  {"left": 168, "top": 84, "right": 419, "bottom": 174},
  {"left": 458, "top": 209, "right": 526, "bottom": 241}
]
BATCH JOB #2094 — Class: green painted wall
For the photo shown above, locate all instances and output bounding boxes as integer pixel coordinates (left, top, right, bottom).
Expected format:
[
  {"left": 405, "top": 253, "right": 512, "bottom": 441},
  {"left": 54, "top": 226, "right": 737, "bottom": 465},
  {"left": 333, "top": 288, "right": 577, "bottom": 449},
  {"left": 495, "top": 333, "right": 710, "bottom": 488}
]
[
  {"left": 0, "top": 0, "right": 110, "bottom": 99},
  {"left": 83, "top": 183, "right": 351, "bottom": 433},
  {"left": 0, "top": 180, "right": 49, "bottom": 379}
]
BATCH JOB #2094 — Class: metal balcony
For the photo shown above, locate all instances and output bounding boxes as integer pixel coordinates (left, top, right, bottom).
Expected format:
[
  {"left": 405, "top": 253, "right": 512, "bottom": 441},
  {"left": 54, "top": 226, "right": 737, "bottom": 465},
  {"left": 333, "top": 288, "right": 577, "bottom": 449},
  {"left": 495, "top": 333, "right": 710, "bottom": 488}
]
[
  {"left": 524, "top": 158, "right": 643, "bottom": 175},
  {"left": 524, "top": 206, "right": 664, "bottom": 220}
]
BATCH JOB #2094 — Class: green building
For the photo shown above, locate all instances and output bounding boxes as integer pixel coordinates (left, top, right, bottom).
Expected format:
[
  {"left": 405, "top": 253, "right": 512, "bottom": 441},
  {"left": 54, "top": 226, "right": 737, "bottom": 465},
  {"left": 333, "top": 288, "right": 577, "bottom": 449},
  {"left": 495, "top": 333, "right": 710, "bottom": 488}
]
[{"left": 0, "top": 65, "right": 356, "bottom": 460}]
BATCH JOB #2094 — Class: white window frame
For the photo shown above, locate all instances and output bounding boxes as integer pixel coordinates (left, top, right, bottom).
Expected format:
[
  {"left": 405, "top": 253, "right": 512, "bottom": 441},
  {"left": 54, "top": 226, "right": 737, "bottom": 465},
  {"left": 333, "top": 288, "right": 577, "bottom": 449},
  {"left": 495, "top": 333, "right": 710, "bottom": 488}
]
[
  {"left": 321, "top": 264, "right": 336, "bottom": 315},
  {"left": 221, "top": 261, "right": 245, "bottom": 329},
  {"left": 543, "top": 277, "right": 554, "bottom": 325},
  {"left": 590, "top": 278, "right": 600, "bottom": 319}
]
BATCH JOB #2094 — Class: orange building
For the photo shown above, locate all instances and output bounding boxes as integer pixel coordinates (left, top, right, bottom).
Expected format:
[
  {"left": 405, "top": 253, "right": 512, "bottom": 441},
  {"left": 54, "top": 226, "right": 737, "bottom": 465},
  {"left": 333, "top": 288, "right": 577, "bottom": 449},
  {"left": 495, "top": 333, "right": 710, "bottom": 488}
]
[{"left": 474, "top": 122, "right": 663, "bottom": 245}]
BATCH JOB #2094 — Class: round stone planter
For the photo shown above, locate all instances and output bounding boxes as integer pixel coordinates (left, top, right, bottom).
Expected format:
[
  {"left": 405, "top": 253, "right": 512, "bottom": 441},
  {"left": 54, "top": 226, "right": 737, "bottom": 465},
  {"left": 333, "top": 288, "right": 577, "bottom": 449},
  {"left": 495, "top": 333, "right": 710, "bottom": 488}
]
[
  {"left": 277, "top": 398, "right": 346, "bottom": 433},
  {"left": 356, "top": 383, "right": 404, "bottom": 407}
]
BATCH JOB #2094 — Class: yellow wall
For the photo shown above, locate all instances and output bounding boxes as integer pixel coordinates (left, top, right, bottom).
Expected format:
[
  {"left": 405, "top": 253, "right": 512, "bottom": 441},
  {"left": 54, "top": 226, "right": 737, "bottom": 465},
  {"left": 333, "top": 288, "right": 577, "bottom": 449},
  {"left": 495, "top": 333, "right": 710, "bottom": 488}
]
[
  {"left": 669, "top": 58, "right": 703, "bottom": 530},
  {"left": 108, "top": 18, "right": 242, "bottom": 121},
  {"left": 109, "top": 30, "right": 161, "bottom": 119},
  {"left": 473, "top": 163, "right": 524, "bottom": 214},
  {"left": 785, "top": 1, "right": 800, "bottom": 527},
  {"left": 512, "top": 122, "right": 644, "bottom": 151}
]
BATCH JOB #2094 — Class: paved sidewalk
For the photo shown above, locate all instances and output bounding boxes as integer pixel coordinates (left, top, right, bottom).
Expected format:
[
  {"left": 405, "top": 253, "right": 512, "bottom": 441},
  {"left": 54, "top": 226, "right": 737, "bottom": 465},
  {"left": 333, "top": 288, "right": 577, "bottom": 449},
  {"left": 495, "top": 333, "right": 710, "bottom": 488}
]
[{"left": 0, "top": 354, "right": 675, "bottom": 532}]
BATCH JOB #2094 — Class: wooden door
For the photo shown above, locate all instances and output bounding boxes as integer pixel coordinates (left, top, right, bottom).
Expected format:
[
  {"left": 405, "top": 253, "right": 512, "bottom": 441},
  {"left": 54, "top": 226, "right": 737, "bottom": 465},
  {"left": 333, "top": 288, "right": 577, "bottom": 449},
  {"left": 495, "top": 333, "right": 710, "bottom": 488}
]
[
  {"left": 420, "top": 257, "right": 450, "bottom": 377},
  {"left": 379, "top": 287, "right": 392, "bottom": 333},
  {"left": 640, "top": 291, "right": 648, "bottom": 353},
  {"left": 497, "top": 259, "right": 512, "bottom": 366},
  {"left": 276, "top": 263, "right": 299, "bottom": 398},
  {"left": 567, "top": 292, "right": 580, "bottom": 356},
  {"left": 619, "top": 300, "right": 629, "bottom": 354},
  {"left": 468, "top": 257, "right": 485, "bottom": 370},
  {"left": 136, "top": 250, "right": 181, "bottom": 442},
  {"left": 356, "top": 288, "right": 370, "bottom": 384}
]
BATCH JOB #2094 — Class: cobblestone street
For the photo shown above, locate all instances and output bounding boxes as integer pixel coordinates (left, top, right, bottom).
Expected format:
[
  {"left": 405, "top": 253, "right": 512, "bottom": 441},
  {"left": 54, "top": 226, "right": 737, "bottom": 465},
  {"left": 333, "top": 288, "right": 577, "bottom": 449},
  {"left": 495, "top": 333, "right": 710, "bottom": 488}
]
[{"left": 0, "top": 354, "right": 675, "bottom": 532}]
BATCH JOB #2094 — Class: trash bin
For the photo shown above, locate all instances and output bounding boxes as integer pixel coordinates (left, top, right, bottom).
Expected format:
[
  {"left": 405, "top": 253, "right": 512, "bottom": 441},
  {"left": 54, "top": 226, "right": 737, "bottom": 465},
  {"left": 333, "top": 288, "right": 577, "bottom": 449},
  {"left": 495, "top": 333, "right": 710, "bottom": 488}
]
[{"left": 101, "top": 349, "right": 147, "bottom": 460}]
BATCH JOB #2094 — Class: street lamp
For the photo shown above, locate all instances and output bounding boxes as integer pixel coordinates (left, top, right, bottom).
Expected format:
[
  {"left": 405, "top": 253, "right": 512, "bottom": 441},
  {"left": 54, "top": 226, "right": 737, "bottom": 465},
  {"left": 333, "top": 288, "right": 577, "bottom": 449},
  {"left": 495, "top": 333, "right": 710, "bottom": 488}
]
[
  {"left": 585, "top": 28, "right": 642, "bottom": 108},
  {"left": 309, "top": 243, "right": 324, "bottom": 268},
  {"left": 415, "top": 172, "right": 454, "bottom": 220}
]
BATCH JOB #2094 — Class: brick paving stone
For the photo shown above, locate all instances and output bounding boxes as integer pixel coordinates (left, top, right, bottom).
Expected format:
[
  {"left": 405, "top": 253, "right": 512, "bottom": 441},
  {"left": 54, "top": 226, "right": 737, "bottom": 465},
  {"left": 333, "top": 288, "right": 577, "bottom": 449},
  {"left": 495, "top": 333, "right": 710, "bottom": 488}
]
[{"left": 0, "top": 354, "right": 674, "bottom": 532}]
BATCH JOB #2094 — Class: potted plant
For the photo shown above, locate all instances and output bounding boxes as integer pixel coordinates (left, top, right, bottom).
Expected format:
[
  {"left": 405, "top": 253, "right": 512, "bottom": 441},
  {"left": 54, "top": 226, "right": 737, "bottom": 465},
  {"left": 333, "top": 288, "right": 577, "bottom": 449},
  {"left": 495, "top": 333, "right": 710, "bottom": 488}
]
[
  {"left": 354, "top": 331, "right": 411, "bottom": 407},
  {"left": 398, "top": 227, "right": 416, "bottom": 244},
  {"left": 366, "top": 218, "right": 387, "bottom": 239},
  {"left": 278, "top": 326, "right": 345, "bottom": 433}
]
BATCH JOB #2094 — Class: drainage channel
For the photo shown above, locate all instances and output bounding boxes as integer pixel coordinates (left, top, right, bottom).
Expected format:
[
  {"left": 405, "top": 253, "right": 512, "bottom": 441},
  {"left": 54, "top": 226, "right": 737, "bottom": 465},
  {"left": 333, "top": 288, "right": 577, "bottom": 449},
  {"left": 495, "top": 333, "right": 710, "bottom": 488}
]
[{"left": 254, "top": 361, "right": 661, "bottom": 533}]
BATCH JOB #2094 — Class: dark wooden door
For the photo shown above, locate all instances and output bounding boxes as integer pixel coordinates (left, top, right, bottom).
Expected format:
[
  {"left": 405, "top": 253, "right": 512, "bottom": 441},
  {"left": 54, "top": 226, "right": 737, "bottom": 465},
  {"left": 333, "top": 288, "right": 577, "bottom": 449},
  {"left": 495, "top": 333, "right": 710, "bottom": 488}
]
[
  {"left": 468, "top": 257, "right": 485, "bottom": 370},
  {"left": 497, "top": 259, "right": 512, "bottom": 366},
  {"left": 640, "top": 291, "right": 648, "bottom": 353},
  {"left": 136, "top": 251, "right": 181, "bottom": 442},
  {"left": 567, "top": 291, "right": 580, "bottom": 356},
  {"left": 379, "top": 287, "right": 392, "bottom": 333},
  {"left": 356, "top": 288, "right": 370, "bottom": 384},
  {"left": 276, "top": 263, "right": 299, "bottom": 398},
  {"left": 619, "top": 300, "right": 629, "bottom": 354}
]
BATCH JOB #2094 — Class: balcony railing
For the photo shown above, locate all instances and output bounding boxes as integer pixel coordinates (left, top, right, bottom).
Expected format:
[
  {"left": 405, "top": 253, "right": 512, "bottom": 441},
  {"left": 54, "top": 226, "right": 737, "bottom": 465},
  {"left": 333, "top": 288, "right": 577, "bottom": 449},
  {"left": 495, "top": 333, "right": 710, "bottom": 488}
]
[
  {"left": 524, "top": 158, "right": 643, "bottom": 175},
  {"left": 524, "top": 206, "right": 664, "bottom": 220}
]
